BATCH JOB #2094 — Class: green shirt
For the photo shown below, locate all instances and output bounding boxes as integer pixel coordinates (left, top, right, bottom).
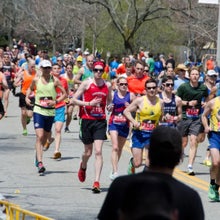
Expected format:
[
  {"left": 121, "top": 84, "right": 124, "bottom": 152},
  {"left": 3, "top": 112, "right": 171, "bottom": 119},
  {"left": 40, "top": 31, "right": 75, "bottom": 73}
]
[{"left": 177, "top": 82, "right": 208, "bottom": 119}]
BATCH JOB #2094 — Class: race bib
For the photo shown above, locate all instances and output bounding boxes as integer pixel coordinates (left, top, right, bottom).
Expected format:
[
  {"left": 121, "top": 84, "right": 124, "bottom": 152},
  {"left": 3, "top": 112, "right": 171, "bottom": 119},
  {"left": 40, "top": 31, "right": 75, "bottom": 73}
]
[
  {"left": 39, "top": 96, "right": 53, "bottom": 108},
  {"left": 140, "top": 120, "right": 155, "bottom": 132},
  {"left": 90, "top": 106, "right": 104, "bottom": 118},
  {"left": 113, "top": 114, "right": 127, "bottom": 125},
  {"left": 159, "top": 122, "right": 175, "bottom": 127},
  {"left": 186, "top": 108, "right": 199, "bottom": 118}
]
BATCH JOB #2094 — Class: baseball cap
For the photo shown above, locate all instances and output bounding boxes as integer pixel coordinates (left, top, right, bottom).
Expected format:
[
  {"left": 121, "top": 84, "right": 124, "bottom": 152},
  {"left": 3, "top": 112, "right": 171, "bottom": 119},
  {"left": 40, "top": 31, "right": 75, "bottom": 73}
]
[
  {"left": 40, "top": 60, "right": 52, "bottom": 68},
  {"left": 207, "top": 70, "right": 218, "bottom": 76},
  {"left": 84, "top": 51, "right": 90, "bottom": 55},
  {"left": 76, "top": 56, "right": 83, "bottom": 62}
]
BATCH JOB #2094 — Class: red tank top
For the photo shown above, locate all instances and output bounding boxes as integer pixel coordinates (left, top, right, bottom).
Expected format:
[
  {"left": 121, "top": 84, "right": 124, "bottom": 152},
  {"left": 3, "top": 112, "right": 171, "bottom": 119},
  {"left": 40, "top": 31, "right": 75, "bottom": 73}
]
[{"left": 79, "top": 81, "right": 109, "bottom": 120}]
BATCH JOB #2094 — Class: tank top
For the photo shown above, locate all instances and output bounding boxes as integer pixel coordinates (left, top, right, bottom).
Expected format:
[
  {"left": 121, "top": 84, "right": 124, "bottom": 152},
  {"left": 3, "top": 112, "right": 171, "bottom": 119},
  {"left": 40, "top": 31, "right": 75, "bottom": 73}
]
[
  {"left": 135, "top": 96, "right": 161, "bottom": 132},
  {"left": 2, "top": 63, "right": 13, "bottom": 81},
  {"left": 80, "top": 80, "right": 108, "bottom": 120},
  {"left": 34, "top": 76, "right": 57, "bottom": 116},
  {"left": 210, "top": 97, "right": 220, "bottom": 132},
  {"left": 159, "top": 93, "right": 176, "bottom": 126},
  {"left": 81, "top": 66, "right": 93, "bottom": 81},
  {"left": 109, "top": 91, "right": 130, "bottom": 125},
  {"left": 21, "top": 70, "right": 36, "bottom": 96}
]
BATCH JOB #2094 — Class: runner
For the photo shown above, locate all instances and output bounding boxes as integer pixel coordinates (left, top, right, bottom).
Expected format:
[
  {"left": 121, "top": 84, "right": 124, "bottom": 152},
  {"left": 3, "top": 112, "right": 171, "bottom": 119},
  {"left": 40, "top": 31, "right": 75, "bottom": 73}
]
[
  {"left": 127, "top": 60, "right": 149, "bottom": 96},
  {"left": 13, "top": 59, "right": 36, "bottom": 135},
  {"left": 63, "top": 63, "right": 78, "bottom": 132},
  {"left": 74, "top": 54, "right": 94, "bottom": 85},
  {"left": 1, "top": 52, "right": 15, "bottom": 117},
  {"left": 159, "top": 76, "right": 182, "bottom": 127},
  {"left": 202, "top": 95, "right": 220, "bottom": 201},
  {"left": 201, "top": 70, "right": 218, "bottom": 166},
  {"left": 25, "top": 60, "right": 66, "bottom": 175},
  {"left": 44, "top": 63, "right": 69, "bottom": 160},
  {"left": 176, "top": 67, "right": 208, "bottom": 175},
  {"left": 71, "top": 60, "right": 112, "bottom": 193},
  {"left": 0, "top": 71, "right": 8, "bottom": 120},
  {"left": 108, "top": 77, "right": 135, "bottom": 180},
  {"left": 124, "top": 78, "right": 163, "bottom": 174}
]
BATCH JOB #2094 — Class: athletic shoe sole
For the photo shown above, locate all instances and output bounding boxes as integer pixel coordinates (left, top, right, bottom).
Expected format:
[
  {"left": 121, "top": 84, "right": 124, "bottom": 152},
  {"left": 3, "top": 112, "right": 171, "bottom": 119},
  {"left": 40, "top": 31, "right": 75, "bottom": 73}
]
[{"left": 92, "top": 187, "right": 101, "bottom": 193}]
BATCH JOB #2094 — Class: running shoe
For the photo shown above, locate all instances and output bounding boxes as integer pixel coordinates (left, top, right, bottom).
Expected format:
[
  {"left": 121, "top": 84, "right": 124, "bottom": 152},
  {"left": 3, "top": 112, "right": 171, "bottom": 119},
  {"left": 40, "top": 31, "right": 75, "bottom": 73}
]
[
  {"left": 127, "top": 158, "right": 135, "bottom": 174},
  {"left": 92, "top": 181, "right": 101, "bottom": 193},
  {"left": 64, "top": 127, "right": 70, "bottom": 133},
  {"left": 37, "top": 161, "right": 46, "bottom": 174},
  {"left": 203, "top": 159, "right": 212, "bottom": 167},
  {"left": 53, "top": 152, "right": 61, "bottom": 160},
  {"left": 43, "top": 137, "right": 54, "bottom": 151},
  {"left": 22, "top": 129, "right": 28, "bottom": 136},
  {"left": 78, "top": 162, "right": 86, "bottom": 182},
  {"left": 208, "top": 184, "right": 220, "bottom": 202},
  {"left": 187, "top": 166, "right": 195, "bottom": 176},
  {"left": 109, "top": 171, "right": 118, "bottom": 181}
]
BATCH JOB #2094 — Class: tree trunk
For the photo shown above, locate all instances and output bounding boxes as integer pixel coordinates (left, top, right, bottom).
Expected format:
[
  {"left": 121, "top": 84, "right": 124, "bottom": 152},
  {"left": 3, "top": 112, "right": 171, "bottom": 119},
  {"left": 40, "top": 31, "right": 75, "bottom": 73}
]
[{"left": 124, "top": 39, "right": 134, "bottom": 54}]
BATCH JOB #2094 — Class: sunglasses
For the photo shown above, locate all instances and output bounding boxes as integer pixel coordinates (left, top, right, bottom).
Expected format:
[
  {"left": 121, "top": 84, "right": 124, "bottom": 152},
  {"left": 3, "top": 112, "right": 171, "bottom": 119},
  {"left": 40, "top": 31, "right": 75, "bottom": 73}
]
[
  {"left": 144, "top": 69, "right": 149, "bottom": 72},
  {"left": 209, "top": 75, "right": 217, "bottom": 77},
  {"left": 93, "top": 68, "right": 104, "bottom": 73},
  {"left": 146, "top": 86, "right": 157, "bottom": 90},
  {"left": 43, "top": 67, "right": 51, "bottom": 69},
  {"left": 119, "top": 83, "right": 128, "bottom": 86},
  {"left": 165, "top": 83, "right": 174, "bottom": 87}
]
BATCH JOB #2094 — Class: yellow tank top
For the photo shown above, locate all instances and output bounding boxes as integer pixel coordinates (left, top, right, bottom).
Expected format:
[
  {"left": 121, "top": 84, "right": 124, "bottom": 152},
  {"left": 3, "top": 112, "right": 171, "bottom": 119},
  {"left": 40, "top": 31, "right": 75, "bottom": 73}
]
[
  {"left": 135, "top": 96, "right": 162, "bottom": 132},
  {"left": 210, "top": 97, "right": 220, "bottom": 132},
  {"left": 34, "top": 76, "right": 57, "bottom": 116}
]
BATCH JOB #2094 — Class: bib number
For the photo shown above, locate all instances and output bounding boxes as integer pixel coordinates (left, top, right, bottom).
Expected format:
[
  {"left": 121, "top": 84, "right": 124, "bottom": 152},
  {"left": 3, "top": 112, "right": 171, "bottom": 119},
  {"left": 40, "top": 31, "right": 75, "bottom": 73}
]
[{"left": 186, "top": 108, "right": 199, "bottom": 118}]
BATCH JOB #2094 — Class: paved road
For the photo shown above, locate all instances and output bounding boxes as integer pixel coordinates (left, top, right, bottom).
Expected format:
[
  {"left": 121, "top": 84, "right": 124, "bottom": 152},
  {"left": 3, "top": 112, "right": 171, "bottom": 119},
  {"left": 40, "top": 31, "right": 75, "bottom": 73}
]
[{"left": 0, "top": 94, "right": 220, "bottom": 219}]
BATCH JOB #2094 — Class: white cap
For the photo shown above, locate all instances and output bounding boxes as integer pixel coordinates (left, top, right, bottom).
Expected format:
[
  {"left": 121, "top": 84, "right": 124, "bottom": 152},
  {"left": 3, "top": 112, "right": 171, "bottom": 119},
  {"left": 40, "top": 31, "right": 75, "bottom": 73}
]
[
  {"left": 40, "top": 60, "right": 52, "bottom": 68},
  {"left": 84, "top": 51, "right": 90, "bottom": 55},
  {"left": 75, "top": 48, "right": 81, "bottom": 52},
  {"left": 207, "top": 70, "right": 217, "bottom": 76}
]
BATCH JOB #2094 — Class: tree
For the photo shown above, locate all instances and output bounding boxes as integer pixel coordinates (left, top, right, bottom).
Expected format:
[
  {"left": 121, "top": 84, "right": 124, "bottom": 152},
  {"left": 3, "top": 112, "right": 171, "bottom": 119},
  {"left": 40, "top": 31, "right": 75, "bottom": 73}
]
[
  {"left": 17, "top": 0, "right": 82, "bottom": 53},
  {"left": 82, "top": 0, "right": 171, "bottom": 53},
  {"left": 169, "top": 0, "right": 218, "bottom": 59}
]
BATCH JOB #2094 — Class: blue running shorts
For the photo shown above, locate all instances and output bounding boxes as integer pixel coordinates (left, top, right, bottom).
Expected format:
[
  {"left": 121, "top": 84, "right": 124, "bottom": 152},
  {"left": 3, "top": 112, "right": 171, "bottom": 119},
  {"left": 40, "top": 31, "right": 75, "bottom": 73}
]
[
  {"left": 108, "top": 123, "right": 129, "bottom": 138},
  {"left": 54, "top": 106, "right": 65, "bottom": 123},
  {"left": 208, "top": 131, "right": 220, "bottom": 150},
  {"left": 131, "top": 130, "right": 151, "bottom": 149}
]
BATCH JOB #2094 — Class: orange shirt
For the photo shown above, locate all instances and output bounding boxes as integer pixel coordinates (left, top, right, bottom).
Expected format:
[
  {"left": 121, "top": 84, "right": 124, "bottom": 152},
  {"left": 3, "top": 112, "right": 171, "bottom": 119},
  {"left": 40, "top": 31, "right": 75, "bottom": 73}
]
[
  {"left": 127, "top": 74, "right": 149, "bottom": 95},
  {"left": 21, "top": 70, "right": 36, "bottom": 95},
  {"left": 206, "top": 59, "right": 214, "bottom": 70}
]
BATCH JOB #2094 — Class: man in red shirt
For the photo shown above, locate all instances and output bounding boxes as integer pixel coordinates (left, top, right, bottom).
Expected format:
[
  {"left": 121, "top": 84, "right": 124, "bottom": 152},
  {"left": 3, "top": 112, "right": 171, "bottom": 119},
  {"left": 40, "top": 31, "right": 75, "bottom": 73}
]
[{"left": 71, "top": 61, "right": 112, "bottom": 193}]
